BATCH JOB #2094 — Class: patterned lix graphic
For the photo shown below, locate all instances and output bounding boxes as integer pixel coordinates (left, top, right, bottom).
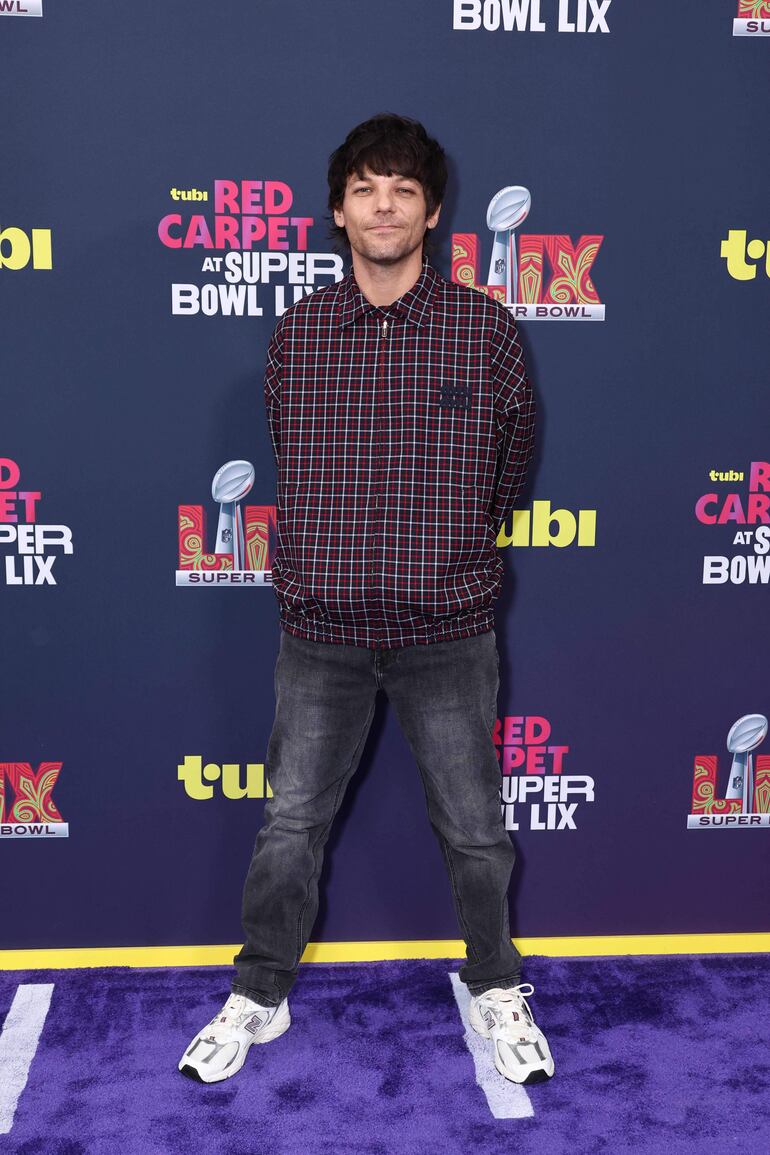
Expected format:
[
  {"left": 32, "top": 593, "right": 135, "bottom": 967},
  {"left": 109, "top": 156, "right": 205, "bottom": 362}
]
[
  {"left": 0, "top": 763, "right": 68, "bottom": 838},
  {"left": 177, "top": 460, "right": 274, "bottom": 587},
  {"left": 452, "top": 222, "right": 604, "bottom": 319},
  {"left": 734, "top": 1, "right": 770, "bottom": 36},
  {"left": 688, "top": 714, "right": 770, "bottom": 828}
]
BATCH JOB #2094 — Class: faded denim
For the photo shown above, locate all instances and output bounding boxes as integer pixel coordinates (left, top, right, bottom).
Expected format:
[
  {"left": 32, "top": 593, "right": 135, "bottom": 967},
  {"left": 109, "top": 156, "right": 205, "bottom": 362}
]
[{"left": 232, "top": 626, "right": 522, "bottom": 1006}]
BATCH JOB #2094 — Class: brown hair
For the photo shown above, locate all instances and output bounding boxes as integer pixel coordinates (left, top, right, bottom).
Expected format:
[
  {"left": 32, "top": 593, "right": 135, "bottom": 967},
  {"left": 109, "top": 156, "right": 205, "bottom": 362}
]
[{"left": 327, "top": 113, "right": 447, "bottom": 249}]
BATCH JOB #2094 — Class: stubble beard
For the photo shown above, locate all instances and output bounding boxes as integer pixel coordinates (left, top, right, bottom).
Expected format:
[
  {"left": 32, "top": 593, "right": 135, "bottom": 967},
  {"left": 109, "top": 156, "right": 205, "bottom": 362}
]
[{"left": 349, "top": 225, "right": 426, "bottom": 268}]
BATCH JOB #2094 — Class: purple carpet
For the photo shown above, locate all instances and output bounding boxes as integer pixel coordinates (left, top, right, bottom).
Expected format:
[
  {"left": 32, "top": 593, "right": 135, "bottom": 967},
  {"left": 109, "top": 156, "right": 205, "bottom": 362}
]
[{"left": 1, "top": 953, "right": 768, "bottom": 1154}]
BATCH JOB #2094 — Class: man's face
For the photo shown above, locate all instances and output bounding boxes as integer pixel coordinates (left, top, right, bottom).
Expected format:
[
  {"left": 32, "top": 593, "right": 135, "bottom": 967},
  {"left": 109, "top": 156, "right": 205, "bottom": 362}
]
[{"left": 333, "top": 168, "right": 441, "bottom": 266}]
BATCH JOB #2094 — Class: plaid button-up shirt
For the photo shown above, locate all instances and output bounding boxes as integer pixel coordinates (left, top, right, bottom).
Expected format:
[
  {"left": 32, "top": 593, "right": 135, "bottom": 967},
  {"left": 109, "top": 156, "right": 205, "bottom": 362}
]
[{"left": 264, "top": 256, "right": 535, "bottom": 649}]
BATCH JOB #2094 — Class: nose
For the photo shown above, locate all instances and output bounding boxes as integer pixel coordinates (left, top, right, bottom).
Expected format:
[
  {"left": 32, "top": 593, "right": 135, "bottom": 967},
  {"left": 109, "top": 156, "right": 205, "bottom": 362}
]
[{"left": 372, "top": 186, "right": 396, "bottom": 214}]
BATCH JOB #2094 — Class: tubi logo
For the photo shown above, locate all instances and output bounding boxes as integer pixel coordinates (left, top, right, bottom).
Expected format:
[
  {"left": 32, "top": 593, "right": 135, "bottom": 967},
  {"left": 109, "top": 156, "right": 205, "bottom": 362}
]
[
  {"left": 169, "top": 187, "right": 208, "bottom": 202},
  {"left": 0, "top": 226, "right": 51, "bottom": 269},
  {"left": 720, "top": 230, "right": 770, "bottom": 280},
  {"left": 733, "top": 1, "right": 770, "bottom": 36},
  {"left": 178, "top": 756, "right": 273, "bottom": 800},
  {"left": 688, "top": 714, "right": 770, "bottom": 828},
  {"left": 502, "top": 501, "right": 596, "bottom": 547},
  {"left": 0, "top": 762, "right": 68, "bottom": 838}
]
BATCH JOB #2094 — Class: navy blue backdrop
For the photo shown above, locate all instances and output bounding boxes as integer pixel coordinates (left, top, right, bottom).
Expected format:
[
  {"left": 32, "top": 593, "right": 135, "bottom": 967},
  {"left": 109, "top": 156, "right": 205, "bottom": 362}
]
[{"left": 2, "top": 0, "right": 769, "bottom": 951}]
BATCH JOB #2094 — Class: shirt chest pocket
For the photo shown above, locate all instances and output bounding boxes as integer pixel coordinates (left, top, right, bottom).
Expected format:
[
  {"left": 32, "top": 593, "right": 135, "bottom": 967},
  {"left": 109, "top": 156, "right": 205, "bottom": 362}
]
[{"left": 437, "top": 383, "right": 472, "bottom": 411}]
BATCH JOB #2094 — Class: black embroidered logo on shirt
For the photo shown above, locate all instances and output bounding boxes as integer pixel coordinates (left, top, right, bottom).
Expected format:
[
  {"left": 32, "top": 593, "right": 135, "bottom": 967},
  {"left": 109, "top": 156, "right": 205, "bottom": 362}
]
[{"left": 438, "top": 384, "right": 471, "bottom": 410}]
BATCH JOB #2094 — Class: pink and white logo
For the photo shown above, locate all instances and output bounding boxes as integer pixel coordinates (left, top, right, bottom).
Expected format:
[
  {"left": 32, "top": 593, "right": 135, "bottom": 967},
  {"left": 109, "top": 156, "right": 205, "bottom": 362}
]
[
  {"left": 494, "top": 714, "right": 596, "bottom": 831},
  {"left": 0, "top": 458, "right": 73, "bottom": 586},
  {"left": 695, "top": 460, "right": 770, "bottom": 585},
  {"left": 158, "top": 179, "right": 342, "bottom": 318}
]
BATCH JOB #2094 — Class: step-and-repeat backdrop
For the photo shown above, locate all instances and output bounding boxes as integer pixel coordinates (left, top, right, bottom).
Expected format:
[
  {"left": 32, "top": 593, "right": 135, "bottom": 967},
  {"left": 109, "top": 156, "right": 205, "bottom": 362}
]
[{"left": 2, "top": 2, "right": 769, "bottom": 951}]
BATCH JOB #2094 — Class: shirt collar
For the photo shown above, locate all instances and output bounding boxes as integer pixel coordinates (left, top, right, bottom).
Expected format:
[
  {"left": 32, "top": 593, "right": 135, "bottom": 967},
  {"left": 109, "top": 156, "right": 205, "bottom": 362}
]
[{"left": 337, "top": 255, "right": 441, "bottom": 329}]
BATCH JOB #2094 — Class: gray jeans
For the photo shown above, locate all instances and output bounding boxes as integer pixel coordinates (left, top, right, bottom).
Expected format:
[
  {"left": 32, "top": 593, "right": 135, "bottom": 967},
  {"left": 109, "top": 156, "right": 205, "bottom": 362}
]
[{"left": 232, "top": 626, "right": 522, "bottom": 1005}]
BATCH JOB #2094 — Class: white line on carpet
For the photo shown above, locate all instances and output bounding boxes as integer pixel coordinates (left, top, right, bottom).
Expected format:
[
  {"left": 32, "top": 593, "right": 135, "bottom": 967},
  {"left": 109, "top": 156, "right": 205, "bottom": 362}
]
[
  {"left": 448, "top": 972, "right": 534, "bottom": 1120},
  {"left": 0, "top": 983, "right": 54, "bottom": 1135}
]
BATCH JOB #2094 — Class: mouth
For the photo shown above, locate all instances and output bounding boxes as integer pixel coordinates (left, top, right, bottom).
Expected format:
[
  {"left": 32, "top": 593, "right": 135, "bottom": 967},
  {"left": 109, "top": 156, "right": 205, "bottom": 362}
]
[{"left": 369, "top": 225, "right": 400, "bottom": 231}]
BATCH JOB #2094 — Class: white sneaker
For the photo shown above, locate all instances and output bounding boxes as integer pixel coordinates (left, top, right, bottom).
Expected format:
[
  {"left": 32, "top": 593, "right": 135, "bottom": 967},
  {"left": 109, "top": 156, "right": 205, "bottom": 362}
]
[
  {"left": 178, "top": 992, "right": 291, "bottom": 1083},
  {"left": 469, "top": 983, "right": 554, "bottom": 1085}
]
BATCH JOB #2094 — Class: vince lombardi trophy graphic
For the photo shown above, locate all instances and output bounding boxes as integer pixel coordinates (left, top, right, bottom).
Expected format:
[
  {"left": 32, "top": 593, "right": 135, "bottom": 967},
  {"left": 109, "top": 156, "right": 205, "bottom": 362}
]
[
  {"left": 486, "top": 185, "right": 531, "bottom": 306},
  {"left": 725, "top": 713, "right": 767, "bottom": 814},
  {"left": 211, "top": 460, "right": 255, "bottom": 571}
]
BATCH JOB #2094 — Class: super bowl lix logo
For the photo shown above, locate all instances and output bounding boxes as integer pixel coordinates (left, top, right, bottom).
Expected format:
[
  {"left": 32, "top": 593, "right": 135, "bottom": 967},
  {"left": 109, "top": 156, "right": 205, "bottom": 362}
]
[
  {"left": 688, "top": 714, "right": 770, "bottom": 828},
  {"left": 177, "top": 460, "right": 274, "bottom": 586},
  {"left": 733, "top": 1, "right": 770, "bottom": 36},
  {"left": 0, "top": 458, "right": 73, "bottom": 585},
  {"left": 0, "top": 762, "right": 68, "bottom": 838},
  {"left": 696, "top": 461, "right": 770, "bottom": 584},
  {"left": 452, "top": 185, "right": 604, "bottom": 320},
  {"left": 495, "top": 715, "right": 595, "bottom": 830}
]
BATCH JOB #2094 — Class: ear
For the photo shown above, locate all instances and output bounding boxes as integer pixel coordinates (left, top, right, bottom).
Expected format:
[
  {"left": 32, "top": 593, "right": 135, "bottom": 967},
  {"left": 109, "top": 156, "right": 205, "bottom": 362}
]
[
  {"left": 426, "top": 202, "right": 442, "bottom": 230},
  {"left": 333, "top": 206, "right": 345, "bottom": 228}
]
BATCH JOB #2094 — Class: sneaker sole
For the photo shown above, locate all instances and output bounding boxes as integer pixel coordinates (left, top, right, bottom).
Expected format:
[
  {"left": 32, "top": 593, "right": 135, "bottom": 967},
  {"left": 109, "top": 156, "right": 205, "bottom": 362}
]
[
  {"left": 493, "top": 1053, "right": 554, "bottom": 1085},
  {"left": 487, "top": 1043, "right": 555, "bottom": 1085},
  {"left": 492, "top": 1047, "right": 555, "bottom": 1085},
  {"left": 521, "top": 1066, "right": 553, "bottom": 1085}
]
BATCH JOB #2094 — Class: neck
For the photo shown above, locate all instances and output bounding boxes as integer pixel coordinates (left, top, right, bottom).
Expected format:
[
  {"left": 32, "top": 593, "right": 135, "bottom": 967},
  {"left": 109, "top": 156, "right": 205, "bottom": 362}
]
[{"left": 351, "top": 247, "right": 426, "bottom": 306}]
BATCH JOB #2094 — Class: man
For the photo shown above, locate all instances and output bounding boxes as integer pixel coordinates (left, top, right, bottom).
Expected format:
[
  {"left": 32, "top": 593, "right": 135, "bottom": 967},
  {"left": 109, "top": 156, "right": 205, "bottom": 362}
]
[{"left": 179, "top": 114, "right": 553, "bottom": 1087}]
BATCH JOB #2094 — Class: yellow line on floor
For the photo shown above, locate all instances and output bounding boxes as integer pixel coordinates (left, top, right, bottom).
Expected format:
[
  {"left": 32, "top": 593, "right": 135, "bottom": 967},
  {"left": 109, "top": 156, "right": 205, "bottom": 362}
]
[{"left": 0, "top": 933, "right": 768, "bottom": 970}]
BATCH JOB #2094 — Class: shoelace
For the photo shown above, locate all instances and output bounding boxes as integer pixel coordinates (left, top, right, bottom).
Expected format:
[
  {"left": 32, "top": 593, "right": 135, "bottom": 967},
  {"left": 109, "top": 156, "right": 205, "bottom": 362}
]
[
  {"left": 476, "top": 983, "right": 538, "bottom": 1038},
  {"left": 217, "top": 995, "right": 248, "bottom": 1024},
  {"left": 205, "top": 995, "right": 257, "bottom": 1039}
]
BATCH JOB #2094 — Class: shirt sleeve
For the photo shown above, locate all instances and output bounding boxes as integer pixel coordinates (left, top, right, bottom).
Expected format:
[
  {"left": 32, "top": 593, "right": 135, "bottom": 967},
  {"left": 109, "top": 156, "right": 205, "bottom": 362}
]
[
  {"left": 264, "top": 317, "right": 284, "bottom": 469},
  {"left": 489, "top": 310, "right": 536, "bottom": 531}
]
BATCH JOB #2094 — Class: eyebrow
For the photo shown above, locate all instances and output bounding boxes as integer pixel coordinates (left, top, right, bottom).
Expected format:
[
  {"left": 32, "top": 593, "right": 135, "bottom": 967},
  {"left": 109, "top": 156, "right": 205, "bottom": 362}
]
[{"left": 351, "top": 173, "right": 419, "bottom": 184}]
